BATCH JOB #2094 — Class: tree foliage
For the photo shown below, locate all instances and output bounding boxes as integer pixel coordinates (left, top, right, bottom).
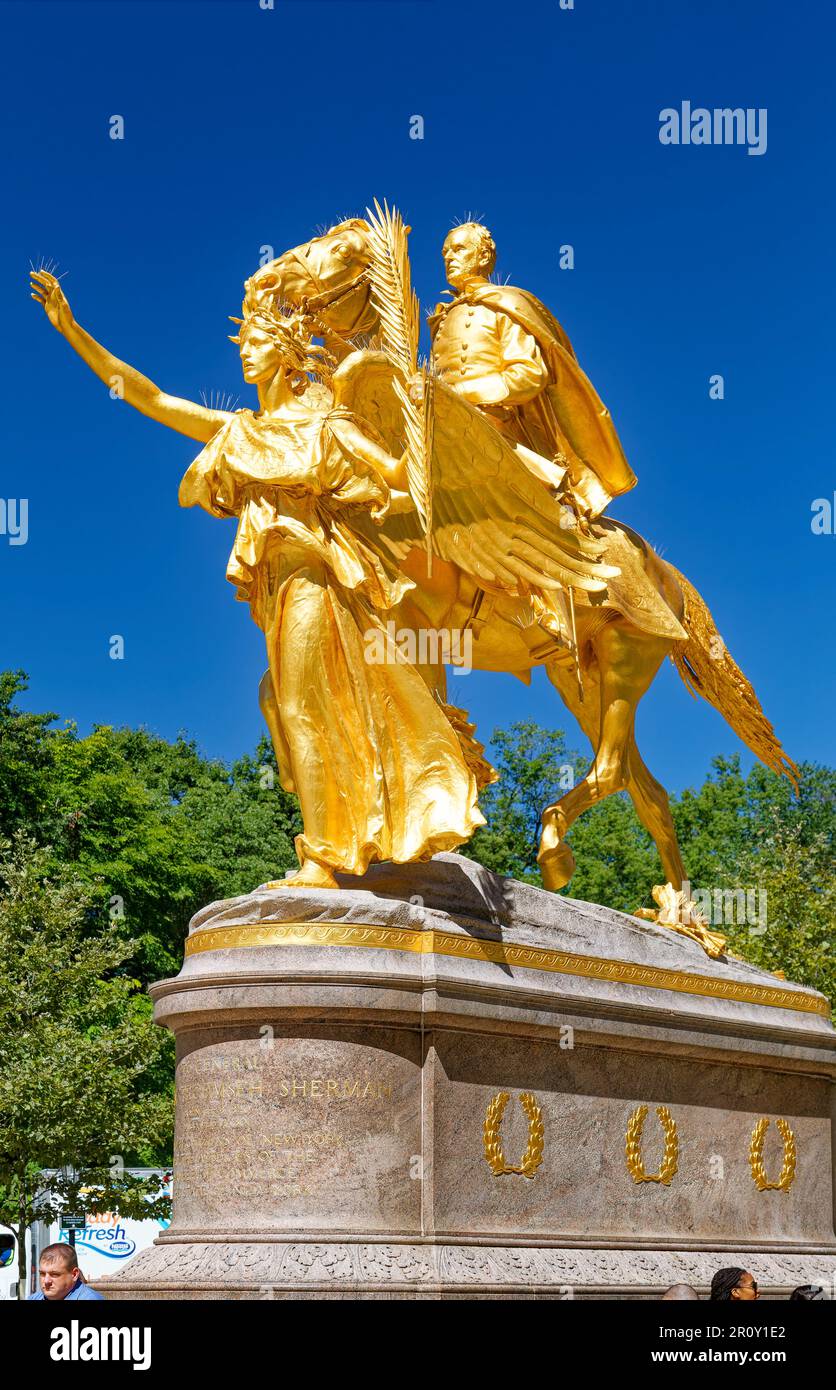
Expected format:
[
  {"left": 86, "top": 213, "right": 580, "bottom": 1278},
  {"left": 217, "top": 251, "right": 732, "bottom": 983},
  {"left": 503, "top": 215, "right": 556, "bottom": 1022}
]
[
  {"left": 0, "top": 834, "right": 173, "bottom": 1295},
  {"left": 0, "top": 671, "right": 303, "bottom": 983}
]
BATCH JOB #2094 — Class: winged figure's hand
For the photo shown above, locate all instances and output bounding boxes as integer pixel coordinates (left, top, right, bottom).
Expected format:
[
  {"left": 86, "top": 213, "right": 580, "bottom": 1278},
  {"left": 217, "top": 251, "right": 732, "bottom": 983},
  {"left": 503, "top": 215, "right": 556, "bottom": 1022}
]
[{"left": 31, "top": 270, "right": 72, "bottom": 334}]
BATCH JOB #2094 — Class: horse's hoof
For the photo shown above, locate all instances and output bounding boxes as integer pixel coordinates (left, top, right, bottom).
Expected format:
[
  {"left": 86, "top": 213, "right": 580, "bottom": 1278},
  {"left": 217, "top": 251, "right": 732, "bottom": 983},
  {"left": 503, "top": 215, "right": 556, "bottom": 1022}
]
[{"left": 538, "top": 841, "right": 576, "bottom": 891}]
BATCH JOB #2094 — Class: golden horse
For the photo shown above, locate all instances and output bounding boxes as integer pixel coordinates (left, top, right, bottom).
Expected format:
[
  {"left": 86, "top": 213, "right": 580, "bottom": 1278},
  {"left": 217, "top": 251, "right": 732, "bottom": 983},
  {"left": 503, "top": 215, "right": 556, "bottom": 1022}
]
[{"left": 248, "top": 221, "right": 797, "bottom": 898}]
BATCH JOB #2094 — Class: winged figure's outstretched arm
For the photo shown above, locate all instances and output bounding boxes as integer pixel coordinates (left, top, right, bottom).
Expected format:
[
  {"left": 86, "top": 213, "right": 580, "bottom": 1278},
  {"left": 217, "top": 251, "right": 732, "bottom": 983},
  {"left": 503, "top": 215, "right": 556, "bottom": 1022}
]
[{"left": 31, "top": 271, "right": 231, "bottom": 443}]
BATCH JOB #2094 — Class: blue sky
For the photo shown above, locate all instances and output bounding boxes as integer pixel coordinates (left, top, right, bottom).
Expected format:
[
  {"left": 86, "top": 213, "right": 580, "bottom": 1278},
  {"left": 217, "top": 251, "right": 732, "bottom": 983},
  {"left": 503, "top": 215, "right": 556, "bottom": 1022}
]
[{"left": 2, "top": 0, "right": 834, "bottom": 792}]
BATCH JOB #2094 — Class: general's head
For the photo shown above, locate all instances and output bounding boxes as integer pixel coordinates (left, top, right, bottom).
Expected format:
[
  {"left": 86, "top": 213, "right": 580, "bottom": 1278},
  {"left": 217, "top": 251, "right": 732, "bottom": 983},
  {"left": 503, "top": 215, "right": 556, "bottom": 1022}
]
[
  {"left": 442, "top": 222, "right": 496, "bottom": 291},
  {"left": 38, "top": 1243, "right": 81, "bottom": 1301}
]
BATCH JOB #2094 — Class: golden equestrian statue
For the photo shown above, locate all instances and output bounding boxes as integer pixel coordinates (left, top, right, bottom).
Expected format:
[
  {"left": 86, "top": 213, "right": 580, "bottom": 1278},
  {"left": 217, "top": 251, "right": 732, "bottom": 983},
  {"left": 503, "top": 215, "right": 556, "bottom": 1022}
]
[
  {"left": 29, "top": 212, "right": 613, "bottom": 892},
  {"left": 32, "top": 204, "right": 796, "bottom": 950},
  {"left": 244, "top": 207, "right": 797, "bottom": 926}
]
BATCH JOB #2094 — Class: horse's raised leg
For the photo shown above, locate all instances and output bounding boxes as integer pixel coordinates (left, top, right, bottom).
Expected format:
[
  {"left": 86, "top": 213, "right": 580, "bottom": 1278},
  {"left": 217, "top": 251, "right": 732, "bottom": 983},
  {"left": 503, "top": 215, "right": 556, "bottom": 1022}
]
[
  {"left": 538, "top": 621, "right": 669, "bottom": 890},
  {"left": 626, "top": 741, "right": 687, "bottom": 892}
]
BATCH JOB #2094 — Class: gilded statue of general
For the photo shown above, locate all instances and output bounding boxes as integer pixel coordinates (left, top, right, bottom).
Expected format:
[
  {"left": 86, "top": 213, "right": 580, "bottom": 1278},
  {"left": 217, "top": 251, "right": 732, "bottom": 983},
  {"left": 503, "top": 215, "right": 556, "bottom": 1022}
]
[{"left": 31, "top": 204, "right": 796, "bottom": 953}]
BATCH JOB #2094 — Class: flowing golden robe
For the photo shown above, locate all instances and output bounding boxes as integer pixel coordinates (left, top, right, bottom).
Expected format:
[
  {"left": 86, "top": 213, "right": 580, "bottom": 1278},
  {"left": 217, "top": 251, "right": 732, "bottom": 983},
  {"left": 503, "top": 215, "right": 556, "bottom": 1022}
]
[{"left": 179, "top": 406, "right": 485, "bottom": 875}]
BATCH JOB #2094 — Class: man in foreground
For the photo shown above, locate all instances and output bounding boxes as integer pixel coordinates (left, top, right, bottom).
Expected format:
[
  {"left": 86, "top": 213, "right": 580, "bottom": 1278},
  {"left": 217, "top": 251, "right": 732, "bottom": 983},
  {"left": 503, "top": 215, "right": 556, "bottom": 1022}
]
[{"left": 28, "top": 1242, "right": 105, "bottom": 1300}]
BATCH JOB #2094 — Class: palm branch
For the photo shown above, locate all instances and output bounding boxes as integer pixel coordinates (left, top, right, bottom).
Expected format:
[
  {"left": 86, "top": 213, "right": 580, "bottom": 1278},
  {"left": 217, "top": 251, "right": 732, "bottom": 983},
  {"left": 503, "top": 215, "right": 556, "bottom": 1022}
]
[{"left": 365, "top": 199, "right": 434, "bottom": 569}]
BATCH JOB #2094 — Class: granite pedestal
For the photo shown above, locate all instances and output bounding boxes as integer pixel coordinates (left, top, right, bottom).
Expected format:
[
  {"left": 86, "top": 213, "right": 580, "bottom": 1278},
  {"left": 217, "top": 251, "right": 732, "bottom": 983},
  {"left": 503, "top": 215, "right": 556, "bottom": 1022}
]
[{"left": 98, "top": 855, "right": 836, "bottom": 1299}]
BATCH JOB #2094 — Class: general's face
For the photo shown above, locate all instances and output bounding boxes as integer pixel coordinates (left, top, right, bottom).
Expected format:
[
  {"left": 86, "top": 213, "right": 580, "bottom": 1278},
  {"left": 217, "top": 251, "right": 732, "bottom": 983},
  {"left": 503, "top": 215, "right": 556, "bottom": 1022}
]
[
  {"left": 39, "top": 1258, "right": 78, "bottom": 1300},
  {"left": 443, "top": 228, "right": 489, "bottom": 289},
  {"left": 239, "top": 324, "right": 282, "bottom": 383}
]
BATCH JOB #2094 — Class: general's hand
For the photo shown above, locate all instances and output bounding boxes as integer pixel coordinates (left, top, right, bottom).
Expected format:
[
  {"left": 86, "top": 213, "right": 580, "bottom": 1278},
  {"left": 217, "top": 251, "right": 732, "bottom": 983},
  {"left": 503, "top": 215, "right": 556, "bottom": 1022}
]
[{"left": 30, "top": 270, "right": 72, "bottom": 333}]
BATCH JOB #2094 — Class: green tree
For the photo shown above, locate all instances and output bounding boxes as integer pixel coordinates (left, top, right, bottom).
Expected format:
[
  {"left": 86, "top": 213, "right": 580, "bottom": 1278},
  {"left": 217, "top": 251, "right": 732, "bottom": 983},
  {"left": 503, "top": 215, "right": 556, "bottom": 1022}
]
[
  {"left": 0, "top": 673, "right": 303, "bottom": 984},
  {"left": 712, "top": 817, "right": 834, "bottom": 1002},
  {"left": 0, "top": 671, "right": 57, "bottom": 840},
  {"left": 177, "top": 737, "right": 303, "bottom": 900},
  {"left": 672, "top": 754, "right": 836, "bottom": 888},
  {"left": 0, "top": 836, "right": 173, "bottom": 1298},
  {"left": 468, "top": 721, "right": 581, "bottom": 882}
]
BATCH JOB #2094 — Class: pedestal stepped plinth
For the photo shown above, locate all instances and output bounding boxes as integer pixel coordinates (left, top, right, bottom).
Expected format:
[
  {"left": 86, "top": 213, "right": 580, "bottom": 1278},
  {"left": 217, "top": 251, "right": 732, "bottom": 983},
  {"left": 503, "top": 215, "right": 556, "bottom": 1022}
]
[{"left": 99, "top": 854, "right": 836, "bottom": 1299}]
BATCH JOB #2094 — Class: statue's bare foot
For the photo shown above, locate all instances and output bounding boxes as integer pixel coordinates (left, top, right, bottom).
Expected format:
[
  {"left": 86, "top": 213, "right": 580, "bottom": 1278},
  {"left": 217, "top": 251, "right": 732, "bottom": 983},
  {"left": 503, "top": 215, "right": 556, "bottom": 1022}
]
[
  {"left": 538, "top": 841, "right": 577, "bottom": 892},
  {"left": 263, "top": 861, "right": 338, "bottom": 890}
]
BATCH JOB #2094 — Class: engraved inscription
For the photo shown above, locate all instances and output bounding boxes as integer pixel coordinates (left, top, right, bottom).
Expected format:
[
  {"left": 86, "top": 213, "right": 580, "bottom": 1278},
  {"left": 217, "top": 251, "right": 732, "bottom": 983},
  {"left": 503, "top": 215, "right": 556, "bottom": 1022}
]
[{"left": 172, "top": 1042, "right": 411, "bottom": 1221}]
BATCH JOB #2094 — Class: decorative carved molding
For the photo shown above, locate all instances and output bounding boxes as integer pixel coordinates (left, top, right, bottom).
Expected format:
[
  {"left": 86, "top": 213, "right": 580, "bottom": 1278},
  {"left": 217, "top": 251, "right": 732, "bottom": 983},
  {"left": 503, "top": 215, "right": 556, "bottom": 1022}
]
[{"left": 99, "top": 1241, "right": 836, "bottom": 1292}]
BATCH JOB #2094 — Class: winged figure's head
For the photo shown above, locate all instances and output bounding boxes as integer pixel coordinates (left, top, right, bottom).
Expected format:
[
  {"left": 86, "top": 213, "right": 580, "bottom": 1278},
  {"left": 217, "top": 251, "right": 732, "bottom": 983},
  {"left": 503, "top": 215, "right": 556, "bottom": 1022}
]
[{"left": 229, "top": 304, "right": 336, "bottom": 393}]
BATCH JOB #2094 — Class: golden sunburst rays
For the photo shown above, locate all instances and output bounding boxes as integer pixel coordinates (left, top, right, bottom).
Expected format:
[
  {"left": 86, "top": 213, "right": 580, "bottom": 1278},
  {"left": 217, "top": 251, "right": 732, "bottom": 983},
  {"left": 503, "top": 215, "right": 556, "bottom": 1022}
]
[
  {"left": 29, "top": 255, "right": 65, "bottom": 277},
  {"left": 200, "top": 388, "right": 239, "bottom": 413}
]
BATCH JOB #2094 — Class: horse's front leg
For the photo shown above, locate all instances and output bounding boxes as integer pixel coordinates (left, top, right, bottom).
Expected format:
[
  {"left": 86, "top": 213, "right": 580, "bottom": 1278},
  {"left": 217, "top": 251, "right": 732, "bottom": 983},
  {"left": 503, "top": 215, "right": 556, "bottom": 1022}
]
[{"left": 538, "top": 622, "right": 668, "bottom": 890}]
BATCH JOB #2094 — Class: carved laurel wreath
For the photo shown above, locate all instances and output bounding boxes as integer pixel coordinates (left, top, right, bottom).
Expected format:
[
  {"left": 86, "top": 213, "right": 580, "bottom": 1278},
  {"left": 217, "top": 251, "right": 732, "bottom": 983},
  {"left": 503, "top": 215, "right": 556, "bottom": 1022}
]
[
  {"left": 625, "top": 1104, "right": 679, "bottom": 1185},
  {"left": 482, "top": 1091, "right": 545, "bottom": 1178},
  {"left": 749, "top": 1117, "right": 797, "bottom": 1192}
]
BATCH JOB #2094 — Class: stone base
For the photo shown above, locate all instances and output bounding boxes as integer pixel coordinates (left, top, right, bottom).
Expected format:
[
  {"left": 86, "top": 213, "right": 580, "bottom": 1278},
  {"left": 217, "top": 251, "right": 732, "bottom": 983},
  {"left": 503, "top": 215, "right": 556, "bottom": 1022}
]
[
  {"left": 97, "top": 854, "right": 836, "bottom": 1301},
  {"left": 101, "top": 1240, "right": 836, "bottom": 1300}
]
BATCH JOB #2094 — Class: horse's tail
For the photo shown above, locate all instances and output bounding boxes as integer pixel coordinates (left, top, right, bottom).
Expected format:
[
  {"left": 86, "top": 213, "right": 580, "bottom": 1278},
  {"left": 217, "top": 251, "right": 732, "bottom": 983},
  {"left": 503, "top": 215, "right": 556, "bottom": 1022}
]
[{"left": 668, "top": 564, "right": 799, "bottom": 787}]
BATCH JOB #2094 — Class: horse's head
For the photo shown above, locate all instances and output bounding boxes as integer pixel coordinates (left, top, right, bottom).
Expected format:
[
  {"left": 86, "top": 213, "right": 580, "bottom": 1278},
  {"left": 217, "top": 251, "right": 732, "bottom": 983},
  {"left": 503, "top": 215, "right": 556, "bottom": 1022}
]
[{"left": 244, "top": 219, "right": 378, "bottom": 351}]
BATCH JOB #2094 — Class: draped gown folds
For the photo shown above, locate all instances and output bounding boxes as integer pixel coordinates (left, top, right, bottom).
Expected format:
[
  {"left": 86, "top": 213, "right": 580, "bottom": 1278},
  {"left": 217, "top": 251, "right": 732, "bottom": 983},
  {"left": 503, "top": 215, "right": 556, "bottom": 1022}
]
[{"left": 179, "top": 405, "right": 486, "bottom": 875}]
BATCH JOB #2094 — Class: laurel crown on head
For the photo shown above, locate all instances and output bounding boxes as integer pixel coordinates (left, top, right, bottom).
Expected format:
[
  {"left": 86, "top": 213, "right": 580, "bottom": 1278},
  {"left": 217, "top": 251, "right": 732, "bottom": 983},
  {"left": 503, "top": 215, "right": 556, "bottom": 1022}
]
[{"left": 229, "top": 299, "right": 335, "bottom": 386}]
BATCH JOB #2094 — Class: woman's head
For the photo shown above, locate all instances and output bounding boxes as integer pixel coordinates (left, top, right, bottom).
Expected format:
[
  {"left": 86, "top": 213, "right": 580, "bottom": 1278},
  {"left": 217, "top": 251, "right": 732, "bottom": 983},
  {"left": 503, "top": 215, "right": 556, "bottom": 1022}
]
[
  {"left": 232, "top": 306, "right": 334, "bottom": 391},
  {"left": 710, "top": 1267, "right": 758, "bottom": 1301}
]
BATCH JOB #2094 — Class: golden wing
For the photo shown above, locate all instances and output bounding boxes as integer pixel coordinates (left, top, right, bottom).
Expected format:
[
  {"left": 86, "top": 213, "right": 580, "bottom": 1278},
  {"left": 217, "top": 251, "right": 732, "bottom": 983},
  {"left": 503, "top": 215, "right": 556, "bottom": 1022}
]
[
  {"left": 428, "top": 381, "right": 616, "bottom": 593},
  {"left": 384, "top": 380, "right": 616, "bottom": 594},
  {"left": 333, "top": 353, "right": 617, "bottom": 595},
  {"left": 331, "top": 349, "right": 406, "bottom": 457}
]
